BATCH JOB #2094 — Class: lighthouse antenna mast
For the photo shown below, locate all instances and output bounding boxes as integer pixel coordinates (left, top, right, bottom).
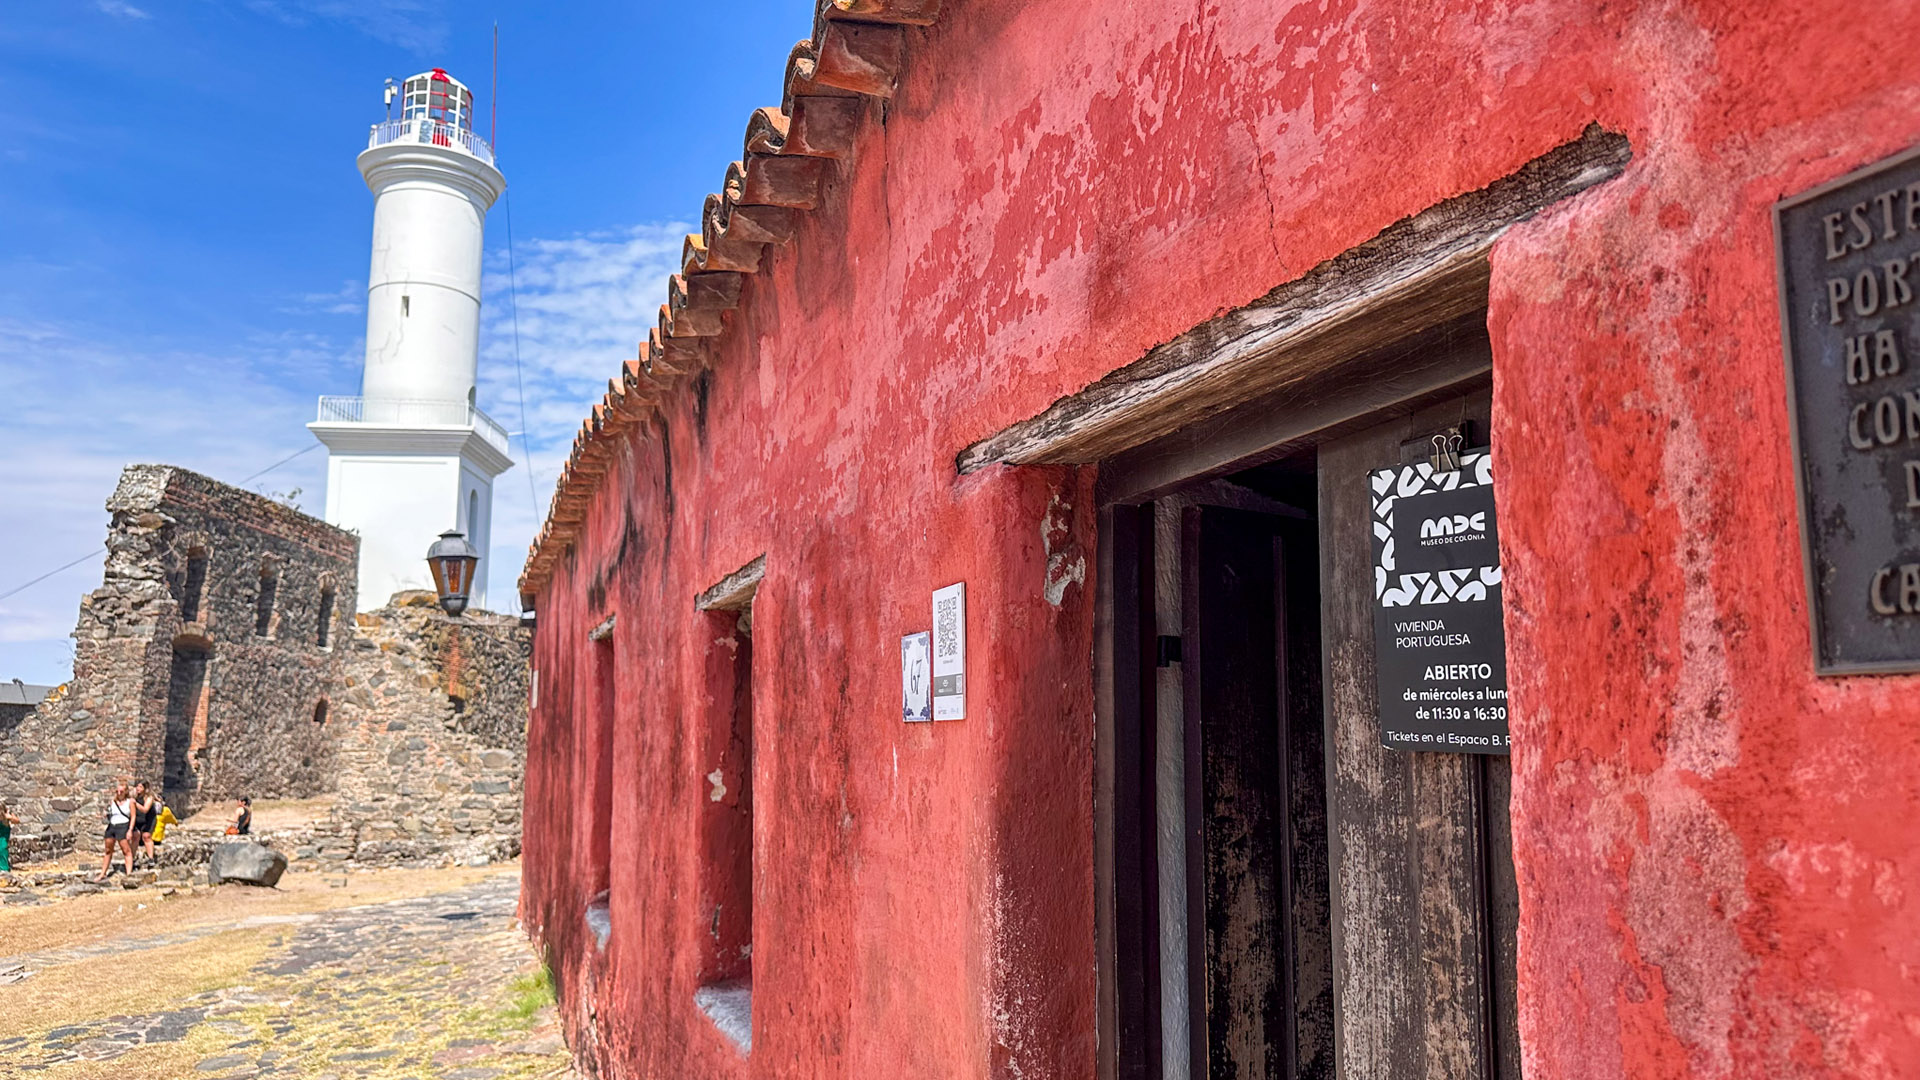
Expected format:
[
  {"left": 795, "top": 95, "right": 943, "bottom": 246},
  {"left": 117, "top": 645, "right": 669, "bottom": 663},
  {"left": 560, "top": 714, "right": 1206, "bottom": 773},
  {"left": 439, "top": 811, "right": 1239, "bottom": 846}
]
[{"left": 490, "top": 24, "right": 499, "bottom": 152}]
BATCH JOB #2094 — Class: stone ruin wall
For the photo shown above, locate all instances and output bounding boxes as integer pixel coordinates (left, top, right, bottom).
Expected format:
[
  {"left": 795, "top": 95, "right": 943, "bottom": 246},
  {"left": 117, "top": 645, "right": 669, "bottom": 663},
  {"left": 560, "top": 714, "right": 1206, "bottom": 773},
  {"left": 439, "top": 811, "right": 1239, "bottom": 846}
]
[
  {"left": 307, "top": 594, "right": 528, "bottom": 867},
  {"left": 0, "top": 465, "right": 356, "bottom": 846},
  {"left": 1, "top": 465, "right": 529, "bottom": 869}
]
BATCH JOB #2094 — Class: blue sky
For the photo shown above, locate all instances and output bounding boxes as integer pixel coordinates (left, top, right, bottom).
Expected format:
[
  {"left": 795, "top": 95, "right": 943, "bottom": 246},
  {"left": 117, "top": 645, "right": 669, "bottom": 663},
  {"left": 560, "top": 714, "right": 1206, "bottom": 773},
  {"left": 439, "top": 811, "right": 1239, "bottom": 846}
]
[{"left": 0, "top": 0, "right": 815, "bottom": 683}]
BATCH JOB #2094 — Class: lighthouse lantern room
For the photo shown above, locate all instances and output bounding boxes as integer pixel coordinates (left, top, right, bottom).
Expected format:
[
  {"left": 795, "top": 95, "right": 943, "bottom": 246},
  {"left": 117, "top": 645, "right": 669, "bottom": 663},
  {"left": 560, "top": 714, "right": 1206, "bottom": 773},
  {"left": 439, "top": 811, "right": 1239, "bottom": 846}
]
[{"left": 309, "top": 69, "right": 512, "bottom": 613}]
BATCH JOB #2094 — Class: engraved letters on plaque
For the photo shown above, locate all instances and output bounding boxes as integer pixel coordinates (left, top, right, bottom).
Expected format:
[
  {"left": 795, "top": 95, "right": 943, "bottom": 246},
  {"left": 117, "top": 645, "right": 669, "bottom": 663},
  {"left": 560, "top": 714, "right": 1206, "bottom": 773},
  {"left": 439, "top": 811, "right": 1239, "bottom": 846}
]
[{"left": 1776, "top": 147, "right": 1920, "bottom": 672}]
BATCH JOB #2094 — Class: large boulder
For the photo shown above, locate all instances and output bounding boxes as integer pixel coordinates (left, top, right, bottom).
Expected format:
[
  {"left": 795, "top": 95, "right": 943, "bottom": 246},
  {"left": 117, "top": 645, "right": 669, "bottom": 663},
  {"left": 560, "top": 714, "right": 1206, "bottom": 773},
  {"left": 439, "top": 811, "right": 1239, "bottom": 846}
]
[{"left": 208, "top": 842, "right": 287, "bottom": 887}]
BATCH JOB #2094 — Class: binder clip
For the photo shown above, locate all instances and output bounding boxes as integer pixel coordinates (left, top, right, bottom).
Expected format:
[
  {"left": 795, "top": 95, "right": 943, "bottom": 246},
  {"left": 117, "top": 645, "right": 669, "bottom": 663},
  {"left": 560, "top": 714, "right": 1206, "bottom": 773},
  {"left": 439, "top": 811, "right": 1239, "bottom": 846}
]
[{"left": 1429, "top": 430, "right": 1464, "bottom": 474}]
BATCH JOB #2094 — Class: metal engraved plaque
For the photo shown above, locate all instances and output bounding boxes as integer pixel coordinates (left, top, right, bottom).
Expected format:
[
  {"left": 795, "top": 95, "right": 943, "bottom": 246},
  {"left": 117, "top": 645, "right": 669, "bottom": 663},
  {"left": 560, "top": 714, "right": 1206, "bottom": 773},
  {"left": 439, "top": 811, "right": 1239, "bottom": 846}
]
[
  {"left": 1777, "top": 148, "right": 1920, "bottom": 673},
  {"left": 1369, "top": 450, "right": 1510, "bottom": 754}
]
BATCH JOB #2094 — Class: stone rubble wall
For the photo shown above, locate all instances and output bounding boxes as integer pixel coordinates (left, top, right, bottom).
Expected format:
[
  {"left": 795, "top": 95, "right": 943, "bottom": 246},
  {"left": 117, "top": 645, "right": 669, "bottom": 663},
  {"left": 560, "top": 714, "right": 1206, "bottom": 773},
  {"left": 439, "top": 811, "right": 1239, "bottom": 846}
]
[{"left": 320, "top": 594, "right": 528, "bottom": 867}]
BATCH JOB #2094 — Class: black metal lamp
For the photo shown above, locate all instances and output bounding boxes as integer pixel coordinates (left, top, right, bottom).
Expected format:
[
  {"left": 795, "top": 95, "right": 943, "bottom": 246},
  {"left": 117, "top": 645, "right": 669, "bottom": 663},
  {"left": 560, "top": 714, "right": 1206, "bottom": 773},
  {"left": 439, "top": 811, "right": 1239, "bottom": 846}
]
[{"left": 426, "top": 529, "right": 480, "bottom": 616}]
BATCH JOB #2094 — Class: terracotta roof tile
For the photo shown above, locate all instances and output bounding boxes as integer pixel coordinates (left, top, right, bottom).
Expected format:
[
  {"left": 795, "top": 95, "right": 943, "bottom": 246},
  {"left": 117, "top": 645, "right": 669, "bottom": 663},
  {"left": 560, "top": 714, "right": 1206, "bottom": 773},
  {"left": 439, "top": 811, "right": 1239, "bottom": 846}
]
[{"left": 517, "top": 0, "right": 940, "bottom": 602}]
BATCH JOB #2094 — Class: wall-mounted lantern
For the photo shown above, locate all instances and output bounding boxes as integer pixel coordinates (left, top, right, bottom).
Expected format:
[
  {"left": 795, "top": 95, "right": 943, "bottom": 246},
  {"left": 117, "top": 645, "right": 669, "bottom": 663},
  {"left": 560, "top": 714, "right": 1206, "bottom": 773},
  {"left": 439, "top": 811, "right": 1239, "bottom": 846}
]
[{"left": 426, "top": 529, "right": 480, "bottom": 616}]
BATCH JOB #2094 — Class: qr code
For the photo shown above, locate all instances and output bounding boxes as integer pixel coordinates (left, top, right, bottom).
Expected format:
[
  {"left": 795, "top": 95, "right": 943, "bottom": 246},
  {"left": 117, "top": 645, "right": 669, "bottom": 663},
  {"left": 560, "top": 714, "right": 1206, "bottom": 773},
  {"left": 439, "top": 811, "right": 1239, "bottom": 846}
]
[{"left": 935, "top": 596, "right": 958, "bottom": 660}]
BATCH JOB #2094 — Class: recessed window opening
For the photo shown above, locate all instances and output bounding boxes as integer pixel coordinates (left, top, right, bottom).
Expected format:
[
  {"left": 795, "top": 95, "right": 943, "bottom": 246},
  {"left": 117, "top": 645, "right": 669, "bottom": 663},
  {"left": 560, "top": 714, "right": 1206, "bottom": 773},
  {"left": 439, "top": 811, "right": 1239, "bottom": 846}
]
[
  {"left": 312, "top": 698, "right": 328, "bottom": 726},
  {"left": 401, "top": 294, "right": 410, "bottom": 317},
  {"left": 583, "top": 625, "right": 617, "bottom": 951},
  {"left": 317, "top": 583, "right": 335, "bottom": 648},
  {"left": 721, "top": 611, "right": 754, "bottom": 983},
  {"left": 591, "top": 636, "right": 614, "bottom": 884},
  {"left": 254, "top": 566, "right": 279, "bottom": 637},
  {"left": 692, "top": 557, "right": 761, "bottom": 1055},
  {"left": 180, "top": 547, "right": 208, "bottom": 624}
]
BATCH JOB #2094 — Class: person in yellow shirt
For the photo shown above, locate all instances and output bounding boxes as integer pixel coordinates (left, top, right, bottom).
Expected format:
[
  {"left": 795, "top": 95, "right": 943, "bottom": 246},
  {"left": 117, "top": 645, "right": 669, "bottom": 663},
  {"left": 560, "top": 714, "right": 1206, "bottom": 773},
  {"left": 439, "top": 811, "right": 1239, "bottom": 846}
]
[{"left": 150, "top": 801, "right": 178, "bottom": 847}]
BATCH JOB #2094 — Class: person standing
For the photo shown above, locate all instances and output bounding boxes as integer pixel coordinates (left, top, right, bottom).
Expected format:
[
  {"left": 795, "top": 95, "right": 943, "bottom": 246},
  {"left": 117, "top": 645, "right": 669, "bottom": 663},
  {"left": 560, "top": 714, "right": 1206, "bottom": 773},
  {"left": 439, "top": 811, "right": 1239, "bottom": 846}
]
[
  {"left": 151, "top": 799, "right": 178, "bottom": 850},
  {"left": 131, "top": 782, "right": 158, "bottom": 868},
  {"left": 0, "top": 802, "right": 19, "bottom": 873},
  {"left": 95, "top": 780, "right": 134, "bottom": 882}
]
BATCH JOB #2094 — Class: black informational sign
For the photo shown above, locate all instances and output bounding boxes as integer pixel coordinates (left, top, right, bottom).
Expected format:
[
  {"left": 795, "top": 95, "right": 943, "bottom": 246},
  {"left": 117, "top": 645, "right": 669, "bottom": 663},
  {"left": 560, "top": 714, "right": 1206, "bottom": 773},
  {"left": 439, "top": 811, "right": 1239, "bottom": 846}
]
[
  {"left": 1776, "top": 148, "right": 1920, "bottom": 673},
  {"left": 1369, "top": 451, "right": 1510, "bottom": 754}
]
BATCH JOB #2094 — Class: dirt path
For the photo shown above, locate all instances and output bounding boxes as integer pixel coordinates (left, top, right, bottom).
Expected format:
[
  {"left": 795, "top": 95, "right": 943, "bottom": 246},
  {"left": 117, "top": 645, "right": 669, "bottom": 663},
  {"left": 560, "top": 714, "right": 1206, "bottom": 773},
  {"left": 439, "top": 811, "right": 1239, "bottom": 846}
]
[{"left": 0, "top": 867, "right": 571, "bottom": 1079}]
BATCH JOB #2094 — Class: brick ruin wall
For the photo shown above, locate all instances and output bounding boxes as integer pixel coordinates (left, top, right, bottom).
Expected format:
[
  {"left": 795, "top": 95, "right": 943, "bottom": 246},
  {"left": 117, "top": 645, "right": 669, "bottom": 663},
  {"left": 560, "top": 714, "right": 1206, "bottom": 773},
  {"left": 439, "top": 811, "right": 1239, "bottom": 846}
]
[{"left": 1, "top": 465, "right": 529, "bottom": 868}]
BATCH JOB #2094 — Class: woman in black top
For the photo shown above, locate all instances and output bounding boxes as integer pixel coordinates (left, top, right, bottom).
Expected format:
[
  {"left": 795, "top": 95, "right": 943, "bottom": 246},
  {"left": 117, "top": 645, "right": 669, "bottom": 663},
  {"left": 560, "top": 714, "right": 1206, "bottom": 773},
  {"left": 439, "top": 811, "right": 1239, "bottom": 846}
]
[
  {"left": 225, "top": 797, "right": 252, "bottom": 836},
  {"left": 131, "top": 781, "right": 158, "bottom": 868}
]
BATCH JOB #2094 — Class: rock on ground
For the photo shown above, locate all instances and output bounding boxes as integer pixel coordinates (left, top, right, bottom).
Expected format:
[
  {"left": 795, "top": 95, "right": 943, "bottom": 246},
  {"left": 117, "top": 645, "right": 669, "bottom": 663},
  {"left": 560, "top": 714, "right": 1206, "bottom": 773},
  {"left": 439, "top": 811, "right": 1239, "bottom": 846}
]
[{"left": 209, "top": 842, "right": 289, "bottom": 887}]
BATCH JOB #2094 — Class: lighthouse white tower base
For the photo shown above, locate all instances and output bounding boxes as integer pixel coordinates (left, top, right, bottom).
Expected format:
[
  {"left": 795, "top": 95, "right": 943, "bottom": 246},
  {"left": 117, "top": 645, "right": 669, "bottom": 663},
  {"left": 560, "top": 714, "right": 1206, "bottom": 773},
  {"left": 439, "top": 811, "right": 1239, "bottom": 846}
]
[{"left": 309, "top": 401, "right": 513, "bottom": 610}]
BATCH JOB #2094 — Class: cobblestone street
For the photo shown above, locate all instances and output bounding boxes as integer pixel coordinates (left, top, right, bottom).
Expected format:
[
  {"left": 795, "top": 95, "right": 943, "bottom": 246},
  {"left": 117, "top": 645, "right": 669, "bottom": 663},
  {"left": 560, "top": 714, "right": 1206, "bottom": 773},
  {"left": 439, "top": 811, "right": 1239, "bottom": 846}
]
[{"left": 0, "top": 867, "right": 570, "bottom": 1079}]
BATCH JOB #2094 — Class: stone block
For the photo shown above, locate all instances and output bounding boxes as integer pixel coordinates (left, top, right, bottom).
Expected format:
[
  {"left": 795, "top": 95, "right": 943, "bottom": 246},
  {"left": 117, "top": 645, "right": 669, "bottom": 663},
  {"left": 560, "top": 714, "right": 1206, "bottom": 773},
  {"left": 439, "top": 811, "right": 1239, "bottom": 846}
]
[
  {"left": 208, "top": 842, "right": 288, "bottom": 887},
  {"left": 470, "top": 780, "right": 510, "bottom": 795}
]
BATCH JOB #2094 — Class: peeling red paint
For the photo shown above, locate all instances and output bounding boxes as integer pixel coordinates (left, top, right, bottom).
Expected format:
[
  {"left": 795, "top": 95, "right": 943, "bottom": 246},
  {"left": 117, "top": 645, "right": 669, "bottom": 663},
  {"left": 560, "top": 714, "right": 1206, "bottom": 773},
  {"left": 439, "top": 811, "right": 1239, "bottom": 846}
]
[{"left": 521, "top": 1, "right": 1920, "bottom": 1076}]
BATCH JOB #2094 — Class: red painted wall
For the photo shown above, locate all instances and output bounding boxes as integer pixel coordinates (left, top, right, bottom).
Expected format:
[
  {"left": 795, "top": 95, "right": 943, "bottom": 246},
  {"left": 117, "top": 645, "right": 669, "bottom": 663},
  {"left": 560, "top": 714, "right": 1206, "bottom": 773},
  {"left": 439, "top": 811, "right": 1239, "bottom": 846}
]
[{"left": 521, "top": 1, "right": 1920, "bottom": 1076}]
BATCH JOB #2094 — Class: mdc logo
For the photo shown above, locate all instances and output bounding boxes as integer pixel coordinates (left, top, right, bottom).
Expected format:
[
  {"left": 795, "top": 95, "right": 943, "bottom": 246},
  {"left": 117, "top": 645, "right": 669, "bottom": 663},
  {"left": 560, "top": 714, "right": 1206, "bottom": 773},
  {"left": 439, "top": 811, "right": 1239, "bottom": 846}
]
[{"left": 1420, "top": 512, "right": 1487, "bottom": 538}]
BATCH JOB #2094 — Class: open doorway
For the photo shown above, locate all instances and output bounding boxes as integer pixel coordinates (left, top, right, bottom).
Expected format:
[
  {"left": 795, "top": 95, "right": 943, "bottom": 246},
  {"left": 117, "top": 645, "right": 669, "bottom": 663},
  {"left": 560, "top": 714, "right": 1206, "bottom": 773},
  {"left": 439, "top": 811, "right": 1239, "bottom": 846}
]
[
  {"left": 1098, "top": 322, "right": 1519, "bottom": 1080},
  {"left": 163, "top": 640, "right": 211, "bottom": 809}
]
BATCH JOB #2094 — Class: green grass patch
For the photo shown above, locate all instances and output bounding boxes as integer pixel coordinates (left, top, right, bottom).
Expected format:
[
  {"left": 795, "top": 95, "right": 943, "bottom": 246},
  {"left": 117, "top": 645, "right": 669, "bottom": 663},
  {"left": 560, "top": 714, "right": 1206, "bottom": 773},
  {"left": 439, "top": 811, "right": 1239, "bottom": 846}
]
[{"left": 502, "top": 962, "right": 555, "bottom": 1025}]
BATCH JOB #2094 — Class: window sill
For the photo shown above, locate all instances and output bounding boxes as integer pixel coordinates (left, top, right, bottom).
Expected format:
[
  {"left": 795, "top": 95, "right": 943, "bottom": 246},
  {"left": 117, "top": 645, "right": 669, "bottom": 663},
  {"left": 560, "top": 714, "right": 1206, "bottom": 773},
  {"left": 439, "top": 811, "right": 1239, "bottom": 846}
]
[
  {"left": 694, "top": 979, "right": 751, "bottom": 1054},
  {"left": 584, "top": 891, "right": 611, "bottom": 951}
]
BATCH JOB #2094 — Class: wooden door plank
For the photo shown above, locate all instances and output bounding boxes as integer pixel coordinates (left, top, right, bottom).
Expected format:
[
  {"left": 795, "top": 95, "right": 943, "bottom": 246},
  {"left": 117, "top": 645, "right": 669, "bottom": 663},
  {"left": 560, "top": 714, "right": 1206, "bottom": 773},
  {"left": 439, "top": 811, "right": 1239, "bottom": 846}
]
[
  {"left": 1277, "top": 522, "right": 1336, "bottom": 1080},
  {"left": 1096, "top": 504, "right": 1161, "bottom": 1080},
  {"left": 1186, "top": 507, "right": 1287, "bottom": 1080},
  {"left": 1318, "top": 392, "right": 1506, "bottom": 1080}
]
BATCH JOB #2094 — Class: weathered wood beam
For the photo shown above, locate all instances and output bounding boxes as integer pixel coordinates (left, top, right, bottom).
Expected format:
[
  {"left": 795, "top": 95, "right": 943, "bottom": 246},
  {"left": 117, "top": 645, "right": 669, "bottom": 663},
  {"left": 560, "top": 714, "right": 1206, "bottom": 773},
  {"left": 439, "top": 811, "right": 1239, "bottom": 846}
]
[{"left": 695, "top": 554, "right": 768, "bottom": 612}]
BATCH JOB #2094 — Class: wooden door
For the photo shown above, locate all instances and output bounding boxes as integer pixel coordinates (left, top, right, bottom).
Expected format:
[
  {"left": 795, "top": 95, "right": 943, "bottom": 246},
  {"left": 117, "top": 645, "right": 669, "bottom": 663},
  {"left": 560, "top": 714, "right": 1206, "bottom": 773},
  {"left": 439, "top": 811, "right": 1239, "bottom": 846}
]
[
  {"left": 1316, "top": 391, "right": 1521, "bottom": 1080},
  {"left": 1183, "top": 505, "right": 1333, "bottom": 1080}
]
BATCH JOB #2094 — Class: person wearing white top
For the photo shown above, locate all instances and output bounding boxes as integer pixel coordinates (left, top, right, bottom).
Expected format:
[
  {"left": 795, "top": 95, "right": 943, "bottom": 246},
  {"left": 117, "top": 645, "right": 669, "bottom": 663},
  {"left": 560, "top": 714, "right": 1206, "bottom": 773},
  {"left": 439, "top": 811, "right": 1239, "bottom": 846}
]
[{"left": 95, "top": 779, "right": 135, "bottom": 883}]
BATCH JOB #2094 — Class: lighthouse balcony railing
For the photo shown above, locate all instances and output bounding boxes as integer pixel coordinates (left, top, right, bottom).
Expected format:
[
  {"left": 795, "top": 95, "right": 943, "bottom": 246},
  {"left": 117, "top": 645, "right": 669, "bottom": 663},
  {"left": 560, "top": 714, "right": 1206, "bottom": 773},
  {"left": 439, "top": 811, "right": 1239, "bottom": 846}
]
[
  {"left": 315, "top": 396, "right": 511, "bottom": 456},
  {"left": 365, "top": 118, "right": 495, "bottom": 167}
]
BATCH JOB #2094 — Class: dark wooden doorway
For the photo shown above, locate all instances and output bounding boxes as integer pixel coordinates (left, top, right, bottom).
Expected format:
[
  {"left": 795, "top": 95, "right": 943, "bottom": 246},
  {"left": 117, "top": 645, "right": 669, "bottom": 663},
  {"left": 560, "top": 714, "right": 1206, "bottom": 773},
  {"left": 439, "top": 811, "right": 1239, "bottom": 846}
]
[
  {"left": 1184, "top": 499, "right": 1331, "bottom": 1080},
  {"left": 1096, "top": 326, "right": 1519, "bottom": 1080}
]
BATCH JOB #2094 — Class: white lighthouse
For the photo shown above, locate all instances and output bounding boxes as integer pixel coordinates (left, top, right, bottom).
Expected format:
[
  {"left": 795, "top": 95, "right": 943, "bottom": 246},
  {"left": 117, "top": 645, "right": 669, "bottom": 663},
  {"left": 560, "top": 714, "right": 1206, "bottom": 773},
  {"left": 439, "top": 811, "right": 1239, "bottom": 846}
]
[{"left": 310, "top": 69, "right": 512, "bottom": 612}]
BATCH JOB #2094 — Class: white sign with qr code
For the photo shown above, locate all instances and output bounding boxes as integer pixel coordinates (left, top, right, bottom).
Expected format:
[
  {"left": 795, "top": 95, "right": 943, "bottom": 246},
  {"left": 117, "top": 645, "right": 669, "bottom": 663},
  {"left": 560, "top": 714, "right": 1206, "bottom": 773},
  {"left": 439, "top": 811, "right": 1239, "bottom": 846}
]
[{"left": 931, "top": 582, "right": 966, "bottom": 721}]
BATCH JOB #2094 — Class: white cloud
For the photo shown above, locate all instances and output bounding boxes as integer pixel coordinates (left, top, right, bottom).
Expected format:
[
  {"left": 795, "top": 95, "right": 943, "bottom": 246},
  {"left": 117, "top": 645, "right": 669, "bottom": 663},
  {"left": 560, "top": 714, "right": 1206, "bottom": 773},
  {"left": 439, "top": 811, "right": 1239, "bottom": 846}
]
[
  {"left": 285, "top": 279, "right": 364, "bottom": 317},
  {"left": 478, "top": 221, "right": 689, "bottom": 517},
  {"left": 95, "top": 1, "right": 151, "bottom": 19},
  {"left": 242, "top": 0, "right": 446, "bottom": 52}
]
